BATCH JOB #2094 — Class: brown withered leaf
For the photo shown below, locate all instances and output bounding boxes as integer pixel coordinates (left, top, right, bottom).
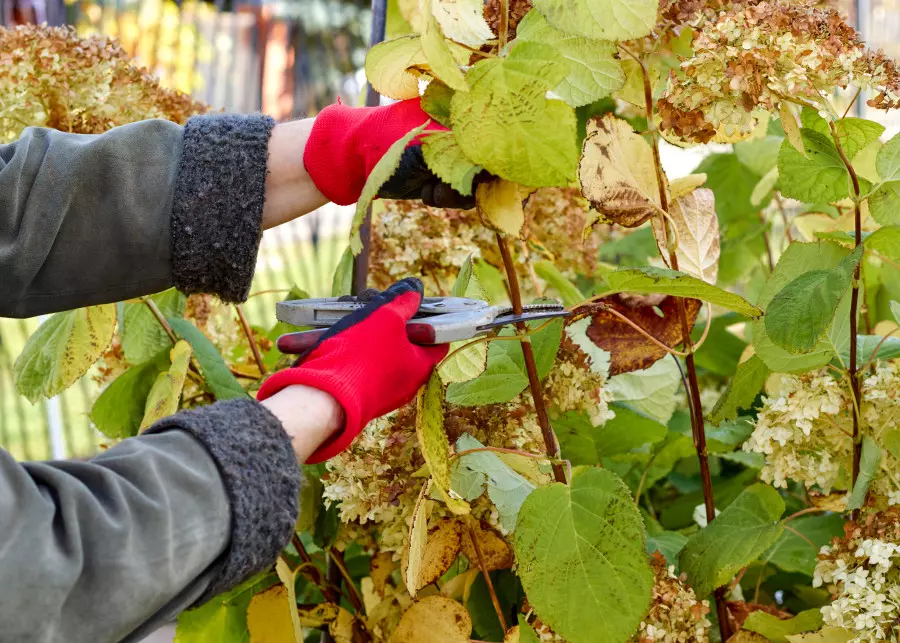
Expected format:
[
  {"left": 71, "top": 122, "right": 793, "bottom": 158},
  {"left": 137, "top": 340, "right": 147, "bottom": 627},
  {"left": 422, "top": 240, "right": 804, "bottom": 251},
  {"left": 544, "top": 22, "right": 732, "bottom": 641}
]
[
  {"left": 370, "top": 552, "right": 396, "bottom": 598},
  {"left": 586, "top": 294, "right": 701, "bottom": 376},
  {"left": 651, "top": 188, "right": 720, "bottom": 284},
  {"left": 461, "top": 520, "right": 513, "bottom": 572},
  {"left": 579, "top": 114, "right": 667, "bottom": 231},
  {"left": 390, "top": 596, "right": 472, "bottom": 643}
]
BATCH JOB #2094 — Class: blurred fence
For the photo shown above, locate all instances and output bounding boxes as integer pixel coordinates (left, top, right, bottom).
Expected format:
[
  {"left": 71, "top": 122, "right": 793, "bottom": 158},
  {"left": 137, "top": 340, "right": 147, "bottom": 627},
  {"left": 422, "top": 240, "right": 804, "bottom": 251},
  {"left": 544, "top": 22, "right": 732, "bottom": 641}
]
[{"left": 0, "top": 0, "right": 366, "bottom": 461}]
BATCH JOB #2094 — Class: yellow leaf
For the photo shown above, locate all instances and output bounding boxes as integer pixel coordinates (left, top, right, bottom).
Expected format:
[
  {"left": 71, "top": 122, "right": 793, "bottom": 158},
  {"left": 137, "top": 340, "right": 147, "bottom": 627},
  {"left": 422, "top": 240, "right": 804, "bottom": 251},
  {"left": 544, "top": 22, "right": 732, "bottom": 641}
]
[
  {"left": 390, "top": 595, "right": 473, "bottom": 643},
  {"left": 440, "top": 568, "right": 479, "bottom": 602},
  {"left": 728, "top": 633, "right": 768, "bottom": 643},
  {"left": 247, "top": 586, "right": 296, "bottom": 643},
  {"left": 461, "top": 519, "right": 513, "bottom": 572},
  {"left": 365, "top": 35, "right": 427, "bottom": 100},
  {"left": 431, "top": 0, "right": 493, "bottom": 47},
  {"left": 786, "top": 628, "right": 854, "bottom": 643},
  {"left": 398, "top": 0, "right": 424, "bottom": 32},
  {"left": 780, "top": 102, "right": 806, "bottom": 157},
  {"left": 275, "top": 558, "right": 303, "bottom": 643},
  {"left": 504, "top": 626, "right": 520, "bottom": 643},
  {"left": 440, "top": 257, "right": 489, "bottom": 384},
  {"left": 476, "top": 179, "right": 532, "bottom": 237},
  {"left": 329, "top": 608, "right": 365, "bottom": 643},
  {"left": 418, "top": 518, "right": 463, "bottom": 591},
  {"left": 421, "top": 5, "right": 467, "bottom": 92},
  {"left": 651, "top": 188, "right": 720, "bottom": 284},
  {"left": 139, "top": 340, "right": 192, "bottom": 430},
  {"left": 579, "top": 114, "right": 666, "bottom": 231},
  {"left": 416, "top": 371, "right": 470, "bottom": 514},
  {"left": 669, "top": 173, "right": 707, "bottom": 200},
  {"left": 403, "top": 482, "right": 432, "bottom": 597},
  {"left": 296, "top": 603, "right": 340, "bottom": 628},
  {"left": 370, "top": 552, "right": 396, "bottom": 598}
]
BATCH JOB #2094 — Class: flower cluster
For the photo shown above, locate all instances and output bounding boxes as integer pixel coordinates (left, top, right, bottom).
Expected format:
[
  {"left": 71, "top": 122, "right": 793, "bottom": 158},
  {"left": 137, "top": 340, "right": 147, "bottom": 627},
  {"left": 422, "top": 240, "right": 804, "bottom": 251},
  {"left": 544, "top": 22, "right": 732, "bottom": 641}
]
[
  {"left": 743, "top": 363, "right": 900, "bottom": 503},
  {"left": 543, "top": 333, "right": 615, "bottom": 427},
  {"left": 814, "top": 508, "right": 900, "bottom": 641},
  {"left": 634, "top": 552, "right": 711, "bottom": 643},
  {"left": 0, "top": 24, "right": 206, "bottom": 143},
  {"left": 658, "top": 1, "right": 900, "bottom": 143}
]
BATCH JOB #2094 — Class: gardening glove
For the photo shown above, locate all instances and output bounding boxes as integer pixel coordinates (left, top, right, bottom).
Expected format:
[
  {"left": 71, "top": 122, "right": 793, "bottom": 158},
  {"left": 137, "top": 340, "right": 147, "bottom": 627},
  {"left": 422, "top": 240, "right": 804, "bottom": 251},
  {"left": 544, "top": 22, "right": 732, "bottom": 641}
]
[
  {"left": 303, "top": 98, "right": 476, "bottom": 209},
  {"left": 256, "top": 278, "right": 448, "bottom": 463}
]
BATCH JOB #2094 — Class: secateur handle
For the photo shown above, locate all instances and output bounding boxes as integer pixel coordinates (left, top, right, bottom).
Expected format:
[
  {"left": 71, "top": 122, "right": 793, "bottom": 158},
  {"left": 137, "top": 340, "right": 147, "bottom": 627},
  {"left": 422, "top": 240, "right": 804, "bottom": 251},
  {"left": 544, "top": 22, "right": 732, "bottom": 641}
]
[{"left": 276, "top": 323, "right": 438, "bottom": 354}]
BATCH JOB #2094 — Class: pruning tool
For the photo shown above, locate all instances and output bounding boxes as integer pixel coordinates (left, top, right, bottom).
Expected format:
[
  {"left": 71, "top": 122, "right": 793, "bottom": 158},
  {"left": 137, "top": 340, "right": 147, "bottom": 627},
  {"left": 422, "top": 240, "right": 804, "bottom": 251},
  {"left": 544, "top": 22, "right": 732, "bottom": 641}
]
[{"left": 275, "top": 295, "right": 571, "bottom": 354}]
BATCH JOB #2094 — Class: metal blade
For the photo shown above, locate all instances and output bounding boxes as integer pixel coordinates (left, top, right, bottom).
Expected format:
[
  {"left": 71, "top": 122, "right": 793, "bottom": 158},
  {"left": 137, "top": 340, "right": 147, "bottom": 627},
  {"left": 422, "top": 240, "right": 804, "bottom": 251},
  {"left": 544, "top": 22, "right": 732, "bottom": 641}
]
[{"left": 476, "top": 308, "right": 570, "bottom": 332}]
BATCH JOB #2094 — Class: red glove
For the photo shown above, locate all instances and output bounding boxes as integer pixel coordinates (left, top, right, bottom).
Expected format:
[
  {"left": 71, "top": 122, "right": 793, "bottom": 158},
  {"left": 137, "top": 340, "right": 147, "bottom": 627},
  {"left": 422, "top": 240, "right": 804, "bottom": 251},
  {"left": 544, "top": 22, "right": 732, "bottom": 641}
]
[
  {"left": 303, "top": 98, "right": 476, "bottom": 209},
  {"left": 257, "top": 278, "right": 448, "bottom": 463}
]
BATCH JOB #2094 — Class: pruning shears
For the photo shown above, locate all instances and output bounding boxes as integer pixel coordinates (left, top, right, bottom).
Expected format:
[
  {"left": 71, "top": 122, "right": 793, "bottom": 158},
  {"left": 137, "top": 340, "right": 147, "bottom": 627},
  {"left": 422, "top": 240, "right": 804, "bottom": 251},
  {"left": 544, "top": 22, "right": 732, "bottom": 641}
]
[{"left": 275, "top": 296, "right": 571, "bottom": 354}]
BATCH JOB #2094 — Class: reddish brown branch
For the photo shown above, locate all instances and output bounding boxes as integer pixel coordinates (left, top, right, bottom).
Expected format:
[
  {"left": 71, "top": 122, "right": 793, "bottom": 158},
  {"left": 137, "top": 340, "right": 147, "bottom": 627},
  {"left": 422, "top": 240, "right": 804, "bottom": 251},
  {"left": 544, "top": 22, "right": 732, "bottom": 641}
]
[{"left": 236, "top": 304, "right": 267, "bottom": 376}]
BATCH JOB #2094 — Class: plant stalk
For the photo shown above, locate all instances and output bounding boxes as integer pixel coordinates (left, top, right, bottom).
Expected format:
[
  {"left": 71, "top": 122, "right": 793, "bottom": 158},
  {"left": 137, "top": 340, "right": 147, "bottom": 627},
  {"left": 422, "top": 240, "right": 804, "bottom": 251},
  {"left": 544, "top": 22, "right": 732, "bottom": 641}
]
[
  {"left": 636, "top": 51, "right": 730, "bottom": 640},
  {"left": 235, "top": 304, "right": 267, "bottom": 376},
  {"left": 467, "top": 523, "right": 508, "bottom": 631},
  {"left": 829, "top": 121, "right": 864, "bottom": 495},
  {"left": 498, "top": 0, "right": 509, "bottom": 49},
  {"left": 495, "top": 233, "right": 567, "bottom": 484}
]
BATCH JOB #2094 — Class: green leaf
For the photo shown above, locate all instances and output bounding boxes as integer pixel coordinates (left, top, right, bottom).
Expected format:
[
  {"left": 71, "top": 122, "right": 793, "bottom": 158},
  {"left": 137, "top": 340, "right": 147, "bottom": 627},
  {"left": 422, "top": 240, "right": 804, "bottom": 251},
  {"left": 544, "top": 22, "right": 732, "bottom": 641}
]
[
  {"left": 364, "top": 35, "right": 425, "bottom": 100},
  {"left": 744, "top": 609, "right": 824, "bottom": 643},
  {"left": 846, "top": 435, "right": 882, "bottom": 511},
  {"left": 446, "top": 318, "right": 563, "bottom": 406},
  {"left": 868, "top": 181, "right": 900, "bottom": 226},
  {"left": 554, "top": 405, "right": 667, "bottom": 467},
  {"left": 351, "top": 120, "right": 430, "bottom": 254},
  {"left": 751, "top": 166, "right": 779, "bottom": 206},
  {"left": 451, "top": 42, "right": 577, "bottom": 187},
  {"left": 421, "top": 81, "right": 454, "bottom": 127},
  {"left": 679, "top": 484, "right": 785, "bottom": 598},
  {"left": 417, "top": 371, "right": 469, "bottom": 514},
  {"left": 607, "top": 356, "right": 681, "bottom": 424},
  {"left": 514, "top": 468, "right": 653, "bottom": 642},
  {"left": 766, "top": 514, "right": 845, "bottom": 576},
  {"left": 709, "top": 356, "right": 769, "bottom": 424},
  {"left": 533, "top": 260, "right": 585, "bottom": 307},
  {"left": 517, "top": 615, "right": 541, "bottom": 643},
  {"left": 531, "top": 0, "right": 656, "bottom": 40},
  {"left": 800, "top": 110, "right": 885, "bottom": 160},
  {"left": 175, "top": 573, "right": 277, "bottom": 643},
  {"left": 421, "top": 9, "right": 467, "bottom": 92},
  {"left": 646, "top": 531, "right": 689, "bottom": 567},
  {"left": 122, "top": 289, "right": 186, "bottom": 364},
  {"left": 694, "top": 153, "right": 762, "bottom": 224},
  {"left": 14, "top": 304, "right": 117, "bottom": 403},
  {"left": 892, "top": 300, "right": 900, "bottom": 324},
  {"left": 765, "top": 245, "right": 862, "bottom": 353},
  {"left": 515, "top": 10, "right": 624, "bottom": 108},
  {"left": 452, "top": 434, "right": 535, "bottom": 531},
  {"left": 421, "top": 131, "right": 482, "bottom": 197},
  {"left": 778, "top": 129, "right": 850, "bottom": 204},
  {"left": 735, "top": 135, "right": 783, "bottom": 176},
  {"left": 90, "top": 352, "right": 168, "bottom": 439},
  {"left": 331, "top": 247, "right": 354, "bottom": 296},
  {"left": 752, "top": 242, "right": 852, "bottom": 373},
  {"left": 602, "top": 267, "right": 763, "bottom": 318},
  {"left": 691, "top": 313, "right": 748, "bottom": 377},
  {"left": 876, "top": 130, "right": 900, "bottom": 181},
  {"left": 565, "top": 317, "right": 610, "bottom": 377},
  {"left": 883, "top": 428, "right": 900, "bottom": 460},
  {"left": 838, "top": 334, "right": 900, "bottom": 365},
  {"left": 785, "top": 627, "right": 855, "bottom": 643},
  {"left": 139, "top": 340, "right": 192, "bottom": 430},
  {"left": 168, "top": 318, "right": 247, "bottom": 400},
  {"left": 441, "top": 258, "right": 489, "bottom": 385}
]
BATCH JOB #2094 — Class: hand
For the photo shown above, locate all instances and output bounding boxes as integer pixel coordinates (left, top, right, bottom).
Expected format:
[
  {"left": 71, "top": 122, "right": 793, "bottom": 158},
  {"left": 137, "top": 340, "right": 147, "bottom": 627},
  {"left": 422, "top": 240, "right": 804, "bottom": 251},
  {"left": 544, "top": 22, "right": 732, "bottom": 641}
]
[
  {"left": 302, "top": 99, "right": 477, "bottom": 209},
  {"left": 256, "top": 278, "right": 448, "bottom": 463}
]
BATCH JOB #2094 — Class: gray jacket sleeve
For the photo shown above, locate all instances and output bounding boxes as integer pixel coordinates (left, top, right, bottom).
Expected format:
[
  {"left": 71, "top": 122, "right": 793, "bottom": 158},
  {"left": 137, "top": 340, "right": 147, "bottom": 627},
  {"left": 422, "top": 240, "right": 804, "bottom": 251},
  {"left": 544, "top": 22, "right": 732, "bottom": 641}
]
[{"left": 0, "top": 115, "right": 304, "bottom": 641}]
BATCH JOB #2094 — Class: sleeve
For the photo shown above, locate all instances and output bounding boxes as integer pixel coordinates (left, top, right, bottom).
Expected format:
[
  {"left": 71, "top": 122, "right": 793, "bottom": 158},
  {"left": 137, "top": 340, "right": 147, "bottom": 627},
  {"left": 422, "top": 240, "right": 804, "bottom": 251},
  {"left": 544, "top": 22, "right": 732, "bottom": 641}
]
[
  {"left": 0, "top": 114, "right": 274, "bottom": 319},
  {"left": 0, "top": 398, "right": 300, "bottom": 643}
]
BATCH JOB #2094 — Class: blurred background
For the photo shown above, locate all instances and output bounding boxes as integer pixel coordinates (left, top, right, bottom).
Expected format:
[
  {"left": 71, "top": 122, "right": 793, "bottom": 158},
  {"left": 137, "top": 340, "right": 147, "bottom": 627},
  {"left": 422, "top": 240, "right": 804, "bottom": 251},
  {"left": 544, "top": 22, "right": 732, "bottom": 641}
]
[{"left": 0, "top": 0, "right": 897, "bottom": 464}]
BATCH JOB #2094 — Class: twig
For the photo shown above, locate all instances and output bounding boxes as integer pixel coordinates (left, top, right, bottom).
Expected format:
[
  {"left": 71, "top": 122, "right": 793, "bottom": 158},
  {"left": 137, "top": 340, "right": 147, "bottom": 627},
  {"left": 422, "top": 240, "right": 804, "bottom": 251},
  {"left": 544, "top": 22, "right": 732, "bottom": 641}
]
[
  {"left": 759, "top": 210, "right": 775, "bottom": 272},
  {"left": 467, "top": 522, "right": 508, "bottom": 631},
  {"left": 784, "top": 524, "right": 817, "bottom": 549},
  {"left": 634, "top": 48, "right": 729, "bottom": 642},
  {"left": 829, "top": 120, "right": 864, "bottom": 512},
  {"left": 144, "top": 298, "right": 178, "bottom": 344},
  {"left": 438, "top": 318, "right": 557, "bottom": 369},
  {"left": 495, "top": 233, "right": 567, "bottom": 484},
  {"left": 235, "top": 304, "right": 267, "bottom": 376},
  {"left": 290, "top": 534, "right": 341, "bottom": 604},
  {"left": 329, "top": 548, "right": 366, "bottom": 616},
  {"left": 773, "top": 194, "right": 793, "bottom": 244},
  {"left": 519, "top": 239, "right": 544, "bottom": 297},
  {"left": 498, "top": 0, "right": 509, "bottom": 49},
  {"left": 841, "top": 87, "right": 862, "bottom": 120}
]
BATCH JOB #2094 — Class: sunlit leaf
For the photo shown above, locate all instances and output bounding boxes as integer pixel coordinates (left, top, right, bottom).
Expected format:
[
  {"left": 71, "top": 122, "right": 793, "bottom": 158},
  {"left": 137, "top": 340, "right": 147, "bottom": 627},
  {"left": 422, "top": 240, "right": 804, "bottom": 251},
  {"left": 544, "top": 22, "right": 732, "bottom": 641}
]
[
  {"left": 669, "top": 173, "right": 708, "bottom": 199},
  {"left": 514, "top": 468, "right": 653, "bottom": 642},
  {"left": 744, "top": 610, "right": 823, "bottom": 643},
  {"left": 421, "top": 131, "right": 482, "bottom": 196},
  {"left": 476, "top": 179, "right": 531, "bottom": 236},
  {"left": 91, "top": 352, "right": 169, "bottom": 439},
  {"left": 421, "top": 80, "right": 454, "bottom": 127},
  {"left": 431, "top": 0, "right": 493, "bottom": 47},
  {"left": 168, "top": 317, "right": 247, "bottom": 400},
  {"left": 139, "top": 340, "right": 192, "bottom": 430},
  {"left": 785, "top": 627, "right": 854, "bottom": 643},
  {"left": 580, "top": 114, "right": 665, "bottom": 230},
  {"left": 606, "top": 356, "right": 682, "bottom": 424},
  {"left": 246, "top": 585, "right": 296, "bottom": 643},
  {"left": 122, "top": 289, "right": 186, "bottom": 364},
  {"left": 421, "top": 8, "right": 467, "bottom": 91},
  {"left": 651, "top": 188, "right": 720, "bottom": 284},
  {"left": 14, "top": 304, "right": 116, "bottom": 403},
  {"left": 531, "top": 0, "right": 656, "bottom": 40},
  {"left": 332, "top": 247, "right": 354, "bottom": 296},
  {"left": 403, "top": 483, "right": 432, "bottom": 597},
  {"left": 365, "top": 35, "right": 426, "bottom": 100},
  {"left": 390, "top": 595, "right": 472, "bottom": 643},
  {"left": 778, "top": 129, "right": 850, "bottom": 204}
]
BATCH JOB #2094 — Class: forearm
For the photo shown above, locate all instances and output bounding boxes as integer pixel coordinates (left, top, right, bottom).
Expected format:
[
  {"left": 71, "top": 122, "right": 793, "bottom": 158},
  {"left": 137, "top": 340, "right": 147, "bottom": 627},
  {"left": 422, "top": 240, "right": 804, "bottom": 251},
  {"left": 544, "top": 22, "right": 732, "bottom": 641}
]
[{"left": 263, "top": 119, "right": 328, "bottom": 230}]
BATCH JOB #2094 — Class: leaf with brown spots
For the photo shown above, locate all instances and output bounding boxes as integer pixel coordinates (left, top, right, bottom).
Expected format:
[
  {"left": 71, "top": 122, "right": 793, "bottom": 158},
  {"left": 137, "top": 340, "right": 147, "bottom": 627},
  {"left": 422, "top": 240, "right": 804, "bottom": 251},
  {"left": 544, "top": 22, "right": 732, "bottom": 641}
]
[
  {"left": 389, "top": 596, "right": 472, "bottom": 643},
  {"left": 586, "top": 294, "right": 701, "bottom": 375},
  {"left": 246, "top": 585, "right": 296, "bottom": 643},
  {"left": 579, "top": 114, "right": 667, "bottom": 231},
  {"left": 461, "top": 520, "right": 513, "bottom": 572},
  {"left": 402, "top": 483, "right": 432, "bottom": 597},
  {"left": 651, "top": 188, "right": 720, "bottom": 285},
  {"left": 407, "top": 518, "right": 463, "bottom": 595},
  {"left": 296, "top": 603, "right": 341, "bottom": 628},
  {"left": 370, "top": 552, "right": 396, "bottom": 598}
]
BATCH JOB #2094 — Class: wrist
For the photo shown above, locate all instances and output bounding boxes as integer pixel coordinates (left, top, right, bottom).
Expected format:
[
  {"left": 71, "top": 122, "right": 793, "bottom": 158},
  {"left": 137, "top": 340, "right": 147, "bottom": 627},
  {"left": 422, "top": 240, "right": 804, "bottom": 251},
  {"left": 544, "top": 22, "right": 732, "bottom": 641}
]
[{"left": 259, "top": 384, "right": 345, "bottom": 462}]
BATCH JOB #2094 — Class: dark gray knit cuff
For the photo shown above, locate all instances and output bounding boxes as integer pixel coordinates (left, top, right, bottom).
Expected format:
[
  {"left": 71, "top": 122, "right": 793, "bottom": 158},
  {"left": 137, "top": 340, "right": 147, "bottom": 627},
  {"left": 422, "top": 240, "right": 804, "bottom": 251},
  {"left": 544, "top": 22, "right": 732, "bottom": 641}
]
[
  {"left": 172, "top": 113, "right": 275, "bottom": 302},
  {"left": 145, "top": 398, "right": 300, "bottom": 602}
]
